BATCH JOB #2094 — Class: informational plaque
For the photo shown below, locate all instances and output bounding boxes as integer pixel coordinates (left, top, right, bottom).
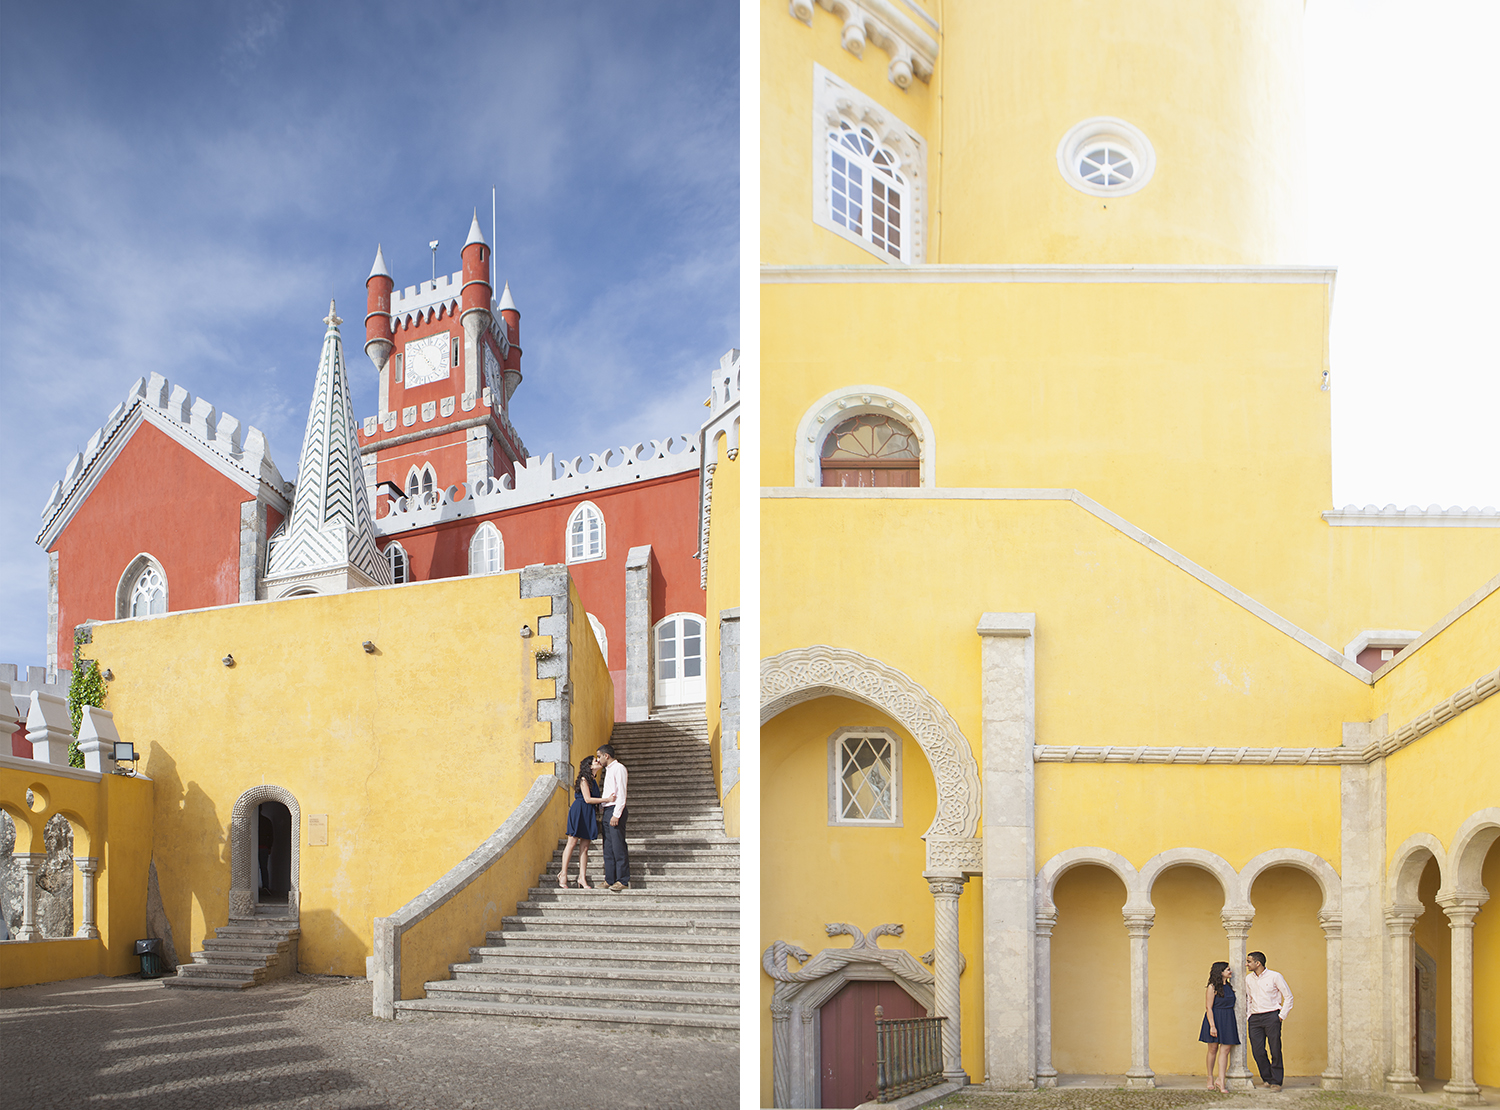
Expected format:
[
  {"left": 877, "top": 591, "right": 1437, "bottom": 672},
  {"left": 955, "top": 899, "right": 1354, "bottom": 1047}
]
[{"left": 308, "top": 814, "right": 329, "bottom": 846}]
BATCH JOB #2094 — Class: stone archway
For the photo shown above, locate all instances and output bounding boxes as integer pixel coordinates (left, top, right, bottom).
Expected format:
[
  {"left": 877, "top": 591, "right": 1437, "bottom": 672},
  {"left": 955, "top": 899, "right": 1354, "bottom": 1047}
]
[
  {"left": 229, "top": 785, "right": 301, "bottom": 918},
  {"left": 761, "top": 645, "right": 981, "bottom": 871}
]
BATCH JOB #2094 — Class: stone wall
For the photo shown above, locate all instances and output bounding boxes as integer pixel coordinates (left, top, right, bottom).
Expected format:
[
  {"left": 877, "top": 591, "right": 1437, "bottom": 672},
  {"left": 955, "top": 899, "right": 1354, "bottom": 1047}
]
[{"left": 0, "top": 808, "right": 73, "bottom": 939}]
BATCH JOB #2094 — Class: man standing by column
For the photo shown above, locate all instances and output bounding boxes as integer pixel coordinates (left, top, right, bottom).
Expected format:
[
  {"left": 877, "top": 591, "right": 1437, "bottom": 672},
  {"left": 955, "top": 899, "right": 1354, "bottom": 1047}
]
[
  {"left": 597, "top": 744, "right": 630, "bottom": 892},
  {"left": 1245, "top": 951, "right": 1293, "bottom": 1090}
]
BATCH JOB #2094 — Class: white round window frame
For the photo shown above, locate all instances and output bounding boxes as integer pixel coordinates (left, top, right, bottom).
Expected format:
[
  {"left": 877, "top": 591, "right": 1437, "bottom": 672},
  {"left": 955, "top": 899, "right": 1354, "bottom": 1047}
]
[
  {"left": 1056, "top": 117, "right": 1156, "bottom": 198},
  {"left": 795, "top": 385, "right": 936, "bottom": 489}
]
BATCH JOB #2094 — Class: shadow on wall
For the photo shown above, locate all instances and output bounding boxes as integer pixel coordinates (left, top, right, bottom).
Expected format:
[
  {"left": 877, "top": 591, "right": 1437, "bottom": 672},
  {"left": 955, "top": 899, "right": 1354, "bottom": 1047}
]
[{"left": 146, "top": 741, "right": 226, "bottom": 965}]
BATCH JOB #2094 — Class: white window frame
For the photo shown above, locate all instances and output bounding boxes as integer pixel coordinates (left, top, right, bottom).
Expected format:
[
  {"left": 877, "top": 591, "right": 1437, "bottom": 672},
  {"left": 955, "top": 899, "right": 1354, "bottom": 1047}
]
[
  {"left": 469, "top": 522, "right": 504, "bottom": 576},
  {"left": 385, "top": 542, "right": 409, "bottom": 584},
  {"left": 565, "top": 501, "right": 606, "bottom": 564},
  {"left": 1056, "top": 117, "right": 1157, "bottom": 198},
  {"left": 405, "top": 464, "right": 439, "bottom": 504},
  {"left": 794, "top": 385, "right": 937, "bottom": 488},
  {"left": 813, "top": 64, "right": 927, "bottom": 265},
  {"left": 828, "top": 727, "right": 903, "bottom": 827},
  {"left": 587, "top": 612, "right": 609, "bottom": 667},
  {"left": 116, "top": 554, "right": 168, "bottom": 620},
  {"left": 653, "top": 612, "right": 706, "bottom": 706}
]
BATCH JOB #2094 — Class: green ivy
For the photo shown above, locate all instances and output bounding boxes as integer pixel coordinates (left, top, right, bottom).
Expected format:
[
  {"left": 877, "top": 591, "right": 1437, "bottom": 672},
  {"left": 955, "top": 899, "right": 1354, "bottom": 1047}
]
[{"left": 66, "top": 626, "right": 105, "bottom": 769}]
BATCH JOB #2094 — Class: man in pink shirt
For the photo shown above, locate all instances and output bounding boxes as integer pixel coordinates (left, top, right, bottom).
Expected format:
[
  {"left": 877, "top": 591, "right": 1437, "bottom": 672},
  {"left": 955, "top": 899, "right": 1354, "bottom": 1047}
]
[
  {"left": 597, "top": 744, "right": 630, "bottom": 892},
  {"left": 1245, "top": 951, "right": 1293, "bottom": 1090}
]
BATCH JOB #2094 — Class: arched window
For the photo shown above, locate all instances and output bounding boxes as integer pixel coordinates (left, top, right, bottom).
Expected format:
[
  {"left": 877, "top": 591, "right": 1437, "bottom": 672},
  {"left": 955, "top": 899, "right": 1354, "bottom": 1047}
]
[
  {"left": 654, "top": 612, "right": 706, "bottom": 706},
  {"left": 469, "top": 522, "right": 504, "bottom": 575},
  {"left": 116, "top": 554, "right": 167, "bottom": 619},
  {"left": 828, "top": 121, "right": 909, "bottom": 262},
  {"left": 820, "top": 413, "right": 920, "bottom": 488},
  {"left": 385, "top": 542, "right": 409, "bottom": 584},
  {"left": 405, "top": 464, "right": 437, "bottom": 501},
  {"left": 566, "top": 502, "right": 605, "bottom": 564}
]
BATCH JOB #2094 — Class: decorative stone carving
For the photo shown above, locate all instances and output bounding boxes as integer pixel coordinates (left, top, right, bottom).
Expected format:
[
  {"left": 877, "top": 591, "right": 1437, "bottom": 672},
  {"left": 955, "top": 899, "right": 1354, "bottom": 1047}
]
[
  {"left": 761, "top": 646, "right": 982, "bottom": 867},
  {"left": 790, "top": 0, "right": 938, "bottom": 89},
  {"left": 794, "top": 384, "right": 935, "bottom": 488},
  {"left": 228, "top": 785, "right": 302, "bottom": 918}
]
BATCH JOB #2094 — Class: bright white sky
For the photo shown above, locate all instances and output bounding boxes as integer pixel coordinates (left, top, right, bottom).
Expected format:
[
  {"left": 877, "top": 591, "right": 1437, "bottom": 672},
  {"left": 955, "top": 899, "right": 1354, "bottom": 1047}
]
[{"left": 1304, "top": 0, "right": 1499, "bottom": 510}]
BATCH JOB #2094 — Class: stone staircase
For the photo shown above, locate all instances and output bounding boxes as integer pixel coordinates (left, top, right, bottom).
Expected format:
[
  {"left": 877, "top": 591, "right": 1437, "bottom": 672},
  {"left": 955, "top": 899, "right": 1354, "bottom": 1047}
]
[
  {"left": 162, "top": 904, "right": 300, "bottom": 990},
  {"left": 395, "top": 707, "right": 738, "bottom": 1038}
]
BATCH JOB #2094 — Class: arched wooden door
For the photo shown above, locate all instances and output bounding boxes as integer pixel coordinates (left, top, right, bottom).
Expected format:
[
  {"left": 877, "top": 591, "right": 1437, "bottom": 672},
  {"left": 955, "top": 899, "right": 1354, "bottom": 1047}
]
[{"left": 819, "top": 980, "right": 926, "bottom": 1109}]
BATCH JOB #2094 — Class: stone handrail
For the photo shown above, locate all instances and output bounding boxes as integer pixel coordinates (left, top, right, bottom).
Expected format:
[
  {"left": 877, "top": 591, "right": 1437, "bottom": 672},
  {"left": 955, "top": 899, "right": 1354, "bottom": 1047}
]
[{"left": 371, "top": 774, "right": 565, "bottom": 1019}]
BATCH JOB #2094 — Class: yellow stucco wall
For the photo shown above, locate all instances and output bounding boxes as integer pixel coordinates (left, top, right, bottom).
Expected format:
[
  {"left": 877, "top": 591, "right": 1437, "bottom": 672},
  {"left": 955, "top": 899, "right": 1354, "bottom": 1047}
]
[
  {"left": 0, "top": 766, "right": 153, "bottom": 986},
  {"left": 762, "top": 695, "right": 985, "bottom": 1099},
  {"left": 704, "top": 433, "right": 741, "bottom": 836},
  {"left": 87, "top": 571, "right": 565, "bottom": 977}
]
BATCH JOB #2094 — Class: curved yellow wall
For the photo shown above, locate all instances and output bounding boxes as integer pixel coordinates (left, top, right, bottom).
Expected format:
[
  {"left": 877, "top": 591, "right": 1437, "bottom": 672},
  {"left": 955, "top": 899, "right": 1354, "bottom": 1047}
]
[
  {"left": 89, "top": 572, "right": 561, "bottom": 977},
  {"left": 705, "top": 434, "right": 741, "bottom": 836}
]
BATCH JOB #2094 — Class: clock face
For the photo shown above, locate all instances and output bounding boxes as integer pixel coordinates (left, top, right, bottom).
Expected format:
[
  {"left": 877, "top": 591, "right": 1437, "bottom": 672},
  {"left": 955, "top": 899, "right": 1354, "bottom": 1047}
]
[
  {"left": 405, "top": 333, "right": 451, "bottom": 388},
  {"left": 483, "top": 343, "right": 501, "bottom": 397}
]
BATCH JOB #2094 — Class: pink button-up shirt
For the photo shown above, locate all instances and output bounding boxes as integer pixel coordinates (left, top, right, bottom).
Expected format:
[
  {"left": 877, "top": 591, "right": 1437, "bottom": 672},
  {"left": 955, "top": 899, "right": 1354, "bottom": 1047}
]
[
  {"left": 602, "top": 760, "right": 628, "bottom": 818},
  {"left": 1245, "top": 968, "right": 1293, "bottom": 1019}
]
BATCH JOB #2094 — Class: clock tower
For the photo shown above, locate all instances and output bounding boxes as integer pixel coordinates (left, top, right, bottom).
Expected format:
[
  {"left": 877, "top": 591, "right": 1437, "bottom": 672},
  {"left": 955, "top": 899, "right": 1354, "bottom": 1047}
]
[{"left": 359, "top": 211, "right": 526, "bottom": 512}]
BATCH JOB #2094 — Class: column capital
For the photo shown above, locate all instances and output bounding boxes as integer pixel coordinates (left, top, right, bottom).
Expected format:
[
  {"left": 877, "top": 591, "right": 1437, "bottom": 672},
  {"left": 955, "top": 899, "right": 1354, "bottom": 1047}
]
[
  {"left": 926, "top": 875, "right": 967, "bottom": 898},
  {"left": 1035, "top": 908, "right": 1058, "bottom": 934},
  {"left": 1436, "top": 890, "right": 1488, "bottom": 921},
  {"left": 1385, "top": 903, "right": 1423, "bottom": 932},
  {"left": 1123, "top": 912, "right": 1154, "bottom": 935},
  {"left": 1221, "top": 913, "right": 1254, "bottom": 937},
  {"left": 1317, "top": 910, "right": 1342, "bottom": 937},
  {"left": 75, "top": 855, "right": 101, "bottom": 874}
]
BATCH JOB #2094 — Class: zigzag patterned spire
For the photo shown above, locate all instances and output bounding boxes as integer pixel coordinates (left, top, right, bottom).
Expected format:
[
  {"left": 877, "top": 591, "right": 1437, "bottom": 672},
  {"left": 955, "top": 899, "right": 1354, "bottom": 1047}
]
[{"left": 265, "top": 301, "right": 391, "bottom": 586}]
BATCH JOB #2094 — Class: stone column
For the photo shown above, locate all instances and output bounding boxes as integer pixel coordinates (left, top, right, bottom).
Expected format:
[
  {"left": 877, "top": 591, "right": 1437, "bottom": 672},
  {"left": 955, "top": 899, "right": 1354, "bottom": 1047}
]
[
  {"left": 623, "top": 544, "right": 655, "bottom": 722},
  {"left": 1124, "top": 912, "right": 1156, "bottom": 1088},
  {"left": 799, "top": 1009, "right": 817, "bottom": 1108},
  {"left": 1340, "top": 730, "right": 1387, "bottom": 1089},
  {"left": 927, "top": 874, "right": 968, "bottom": 1083},
  {"left": 718, "top": 607, "right": 740, "bottom": 800},
  {"left": 1438, "top": 894, "right": 1488, "bottom": 1106},
  {"left": 1222, "top": 914, "right": 1255, "bottom": 1090},
  {"left": 14, "top": 854, "right": 45, "bottom": 940},
  {"left": 1319, "top": 912, "right": 1343, "bottom": 1089},
  {"left": 1384, "top": 904, "right": 1423, "bottom": 1093},
  {"left": 75, "top": 856, "right": 101, "bottom": 939},
  {"left": 977, "top": 613, "right": 1037, "bottom": 1089},
  {"left": 1035, "top": 907, "right": 1059, "bottom": 1087},
  {"left": 770, "top": 1001, "right": 792, "bottom": 1108}
]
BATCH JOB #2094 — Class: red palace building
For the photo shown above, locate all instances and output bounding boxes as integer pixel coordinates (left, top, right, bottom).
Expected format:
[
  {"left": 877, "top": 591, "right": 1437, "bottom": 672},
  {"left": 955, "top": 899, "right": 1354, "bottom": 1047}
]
[{"left": 36, "top": 212, "right": 727, "bottom": 722}]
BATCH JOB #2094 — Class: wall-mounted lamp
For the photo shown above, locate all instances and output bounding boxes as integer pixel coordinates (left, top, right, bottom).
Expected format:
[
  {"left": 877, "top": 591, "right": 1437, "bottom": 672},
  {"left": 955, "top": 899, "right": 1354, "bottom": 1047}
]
[
  {"left": 520, "top": 625, "right": 533, "bottom": 638},
  {"left": 362, "top": 641, "right": 377, "bottom": 654},
  {"left": 103, "top": 669, "right": 114, "bottom": 681},
  {"left": 222, "top": 654, "right": 235, "bottom": 667}
]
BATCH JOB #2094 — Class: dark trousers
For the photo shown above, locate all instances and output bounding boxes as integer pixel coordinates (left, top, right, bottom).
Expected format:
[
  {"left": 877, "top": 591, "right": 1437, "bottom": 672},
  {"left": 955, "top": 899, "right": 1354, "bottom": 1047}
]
[
  {"left": 602, "top": 807, "right": 630, "bottom": 886},
  {"left": 1248, "top": 1012, "right": 1284, "bottom": 1085}
]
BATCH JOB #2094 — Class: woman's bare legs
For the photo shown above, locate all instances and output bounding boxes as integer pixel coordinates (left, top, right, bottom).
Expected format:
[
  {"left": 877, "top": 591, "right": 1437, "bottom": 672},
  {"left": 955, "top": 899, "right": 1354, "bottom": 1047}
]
[
  {"left": 577, "top": 840, "right": 592, "bottom": 888},
  {"left": 1205, "top": 1044, "right": 1219, "bottom": 1088},
  {"left": 559, "top": 835, "right": 579, "bottom": 887},
  {"left": 1215, "top": 1044, "right": 1231, "bottom": 1092}
]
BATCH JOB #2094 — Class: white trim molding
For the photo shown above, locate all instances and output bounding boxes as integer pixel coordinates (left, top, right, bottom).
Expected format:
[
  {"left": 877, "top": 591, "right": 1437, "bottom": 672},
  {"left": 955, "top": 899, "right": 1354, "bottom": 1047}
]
[
  {"left": 1056, "top": 117, "right": 1157, "bottom": 198},
  {"left": 794, "top": 385, "right": 936, "bottom": 488},
  {"left": 763, "top": 263, "right": 1338, "bottom": 289},
  {"left": 789, "top": 1, "right": 938, "bottom": 89},
  {"left": 813, "top": 65, "right": 928, "bottom": 264},
  {"left": 1322, "top": 504, "right": 1499, "bottom": 527}
]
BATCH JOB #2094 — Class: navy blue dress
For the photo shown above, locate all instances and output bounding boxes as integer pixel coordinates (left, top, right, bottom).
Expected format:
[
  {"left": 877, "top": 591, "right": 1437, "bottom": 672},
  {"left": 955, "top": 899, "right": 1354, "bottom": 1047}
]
[
  {"left": 1199, "top": 983, "right": 1242, "bottom": 1045},
  {"left": 566, "top": 774, "right": 600, "bottom": 840}
]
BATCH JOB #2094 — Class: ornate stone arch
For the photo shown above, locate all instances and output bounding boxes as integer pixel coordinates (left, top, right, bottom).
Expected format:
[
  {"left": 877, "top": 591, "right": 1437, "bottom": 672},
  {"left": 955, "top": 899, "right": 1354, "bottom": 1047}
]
[
  {"left": 116, "top": 552, "right": 167, "bottom": 619},
  {"left": 1139, "top": 847, "right": 1247, "bottom": 914},
  {"left": 1238, "top": 848, "right": 1342, "bottom": 916},
  {"left": 1036, "top": 846, "right": 1142, "bottom": 914},
  {"left": 1388, "top": 832, "right": 1448, "bottom": 908},
  {"left": 794, "top": 385, "right": 937, "bottom": 488},
  {"left": 229, "top": 784, "right": 301, "bottom": 917},
  {"left": 1445, "top": 807, "right": 1500, "bottom": 897},
  {"left": 762, "top": 645, "right": 981, "bottom": 873}
]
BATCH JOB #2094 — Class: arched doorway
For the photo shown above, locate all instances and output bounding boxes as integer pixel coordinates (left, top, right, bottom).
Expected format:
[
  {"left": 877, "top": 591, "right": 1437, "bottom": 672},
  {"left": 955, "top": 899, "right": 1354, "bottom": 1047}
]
[
  {"left": 229, "top": 785, "right": 301, "bottom": 918},
  {"left": 821, "top": 979, "right": 926, "bottom": 1108}
]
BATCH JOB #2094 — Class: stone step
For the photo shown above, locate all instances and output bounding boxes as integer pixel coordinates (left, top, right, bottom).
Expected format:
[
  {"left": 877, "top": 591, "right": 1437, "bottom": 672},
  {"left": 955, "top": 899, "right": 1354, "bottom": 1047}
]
[
  {"left": 447, "top": 963, "right": 737, "bottom": 994},
  {"left": 541, "top": 860, "right": 738, "bottom": 877},
  {"left": 466, "top": 944, "right": 733, "bottom": 974},
  {"left": 484, "top": 928, "right": 738, "bottom": 954},
  {"left": 392, "top": 997, "right": 736, "bottom": 1040},
  {"left": 499, "top": 914, "right": 738, "bottom": 937},
  {"left": 526, "top": 884, "right": 738, "bottom": 901},
  {"left": 420, "top": 978, "right": 737, "bottom": 1016},
  {"left": 512, "top": 899, "right": 738, "bottom": 920}
]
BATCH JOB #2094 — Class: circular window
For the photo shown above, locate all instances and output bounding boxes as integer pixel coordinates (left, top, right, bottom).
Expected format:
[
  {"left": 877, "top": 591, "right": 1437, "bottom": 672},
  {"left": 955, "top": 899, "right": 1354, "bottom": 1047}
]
[{"left": 1057, "top": 117, "right": 1156, "bottom": 197}]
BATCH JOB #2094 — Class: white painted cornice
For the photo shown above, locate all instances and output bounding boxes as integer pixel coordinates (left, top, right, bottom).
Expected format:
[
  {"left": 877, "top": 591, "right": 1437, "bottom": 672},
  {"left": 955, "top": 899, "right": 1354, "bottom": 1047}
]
[
  {"left": 1322, "top": 504, "right": 1499, "bottom": 527},
  {"left": 788, "top": 0, "right": 938, "bottom": 89},
  {"left": 763, "top": 263, "right": 1338, "bottom": 287}
]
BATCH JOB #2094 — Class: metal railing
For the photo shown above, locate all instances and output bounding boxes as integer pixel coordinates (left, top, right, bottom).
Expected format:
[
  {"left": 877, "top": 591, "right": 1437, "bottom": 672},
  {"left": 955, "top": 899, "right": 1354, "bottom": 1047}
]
[{"left": 875, "top": 1006, "right": 946, "bottom": 1102}]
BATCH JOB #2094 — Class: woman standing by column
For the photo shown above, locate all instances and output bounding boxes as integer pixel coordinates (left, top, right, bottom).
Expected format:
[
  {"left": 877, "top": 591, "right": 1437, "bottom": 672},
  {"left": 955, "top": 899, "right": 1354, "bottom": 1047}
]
[{"left": 1200, "top": 961, "right": 1240, "bottom": 1093}]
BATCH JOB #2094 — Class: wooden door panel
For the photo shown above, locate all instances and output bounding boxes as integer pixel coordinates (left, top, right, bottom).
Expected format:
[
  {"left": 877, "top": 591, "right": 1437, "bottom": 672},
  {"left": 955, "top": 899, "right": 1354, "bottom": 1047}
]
[{"left": 819, "top": 980, "right": 925, "bottom": 1108}]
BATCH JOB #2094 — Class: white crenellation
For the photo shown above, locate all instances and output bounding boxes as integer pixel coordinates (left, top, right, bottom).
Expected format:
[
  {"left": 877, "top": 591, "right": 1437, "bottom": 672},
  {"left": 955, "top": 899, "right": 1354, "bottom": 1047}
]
[
  {"left": 39, "top": 373, "right": 288, "bottom": 525},
  {"left": 374, "top": 435, "right": 699, "bottom": 536},
  {"left": 1322, "top": 504, "right": 1500, "bottom": 527},
  {"left": 699, "top": 349, "right": 741, "bottom": 589}
]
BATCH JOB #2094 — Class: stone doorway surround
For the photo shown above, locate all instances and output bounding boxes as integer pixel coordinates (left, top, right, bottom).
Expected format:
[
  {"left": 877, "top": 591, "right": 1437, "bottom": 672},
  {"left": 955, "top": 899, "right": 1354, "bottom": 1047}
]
[
  {"left": 762, "top": 922, "right": 936, "bottom": 1109},
  {"left": 229, "top": 785, "right": 301, "bottom": 918}
]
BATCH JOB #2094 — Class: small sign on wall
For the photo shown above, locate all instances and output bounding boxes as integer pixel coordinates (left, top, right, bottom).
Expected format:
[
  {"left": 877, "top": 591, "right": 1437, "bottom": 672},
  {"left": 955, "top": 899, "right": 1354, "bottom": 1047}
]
[{"left": 308, "top": 814, "right": 329, "bottom": 846}]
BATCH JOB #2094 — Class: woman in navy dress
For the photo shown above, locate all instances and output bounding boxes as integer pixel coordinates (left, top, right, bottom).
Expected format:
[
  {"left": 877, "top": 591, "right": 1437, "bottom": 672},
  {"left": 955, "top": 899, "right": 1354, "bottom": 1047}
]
[
  {"left": 1200, "top": 960, "right": 1240, "bottom": 1092},
  {"left": 559, "top": 756, "right": 603, "bottom": 888}
]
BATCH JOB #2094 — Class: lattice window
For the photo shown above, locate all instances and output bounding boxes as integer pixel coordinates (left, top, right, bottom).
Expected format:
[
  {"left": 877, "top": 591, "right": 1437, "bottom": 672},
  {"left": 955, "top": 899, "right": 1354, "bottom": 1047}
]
[
  {"left": 129, "top": 564, "right": 166, "bottom": 617},
  {"left": 820, "top": 413, "right": 920, "bottom": 488},
  {"left": 385, "top": 543, "right": 409, "bottom": 584},
  {"left": 829, "top": 729, "right": 902, "bottom": 826},
  {"left": 829, "top": 122, "right": 909, "bottom": 263},
  {"left": 469, "top": 522, "right": 503, "bottom": 576},
  {"left": 566, "top": 502, "right": 605, "bottom": 564}
]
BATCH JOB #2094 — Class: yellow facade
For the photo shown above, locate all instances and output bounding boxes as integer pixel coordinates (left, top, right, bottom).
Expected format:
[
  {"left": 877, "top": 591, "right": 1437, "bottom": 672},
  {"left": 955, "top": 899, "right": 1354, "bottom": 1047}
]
[
  {"left": 706, "top": 428, "right": 743, "bottom": 837},
  {"left": 761, "top": 0, "right": 1498, "bottom": 1102}
]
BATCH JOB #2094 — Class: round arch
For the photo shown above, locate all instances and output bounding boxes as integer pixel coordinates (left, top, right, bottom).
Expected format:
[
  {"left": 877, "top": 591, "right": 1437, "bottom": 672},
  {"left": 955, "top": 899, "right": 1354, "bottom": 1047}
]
[
  {"left": 1446, "top": 807, "right": 1500, "bottom": 897},
  {"left": 1139, "top": 847, "right": 1247, "bottom": 914},
  {"left": 1036, "top": 846, "right": 1142, "bottom": 913},
  {"left": 1238, "top": 848, "right": 1341, "bottom": 916},
  {"left": 1389, "top": 832, "right": 1448, "bottom": 909},
  {"left": 762, "top": 645, "right": 981, "bottom": 872},
  {"left": 794, "top": 386, "right": 937, "bottom": 488},
  {"left": 229, "top": 784, "right": 301, "bottom": 918}
]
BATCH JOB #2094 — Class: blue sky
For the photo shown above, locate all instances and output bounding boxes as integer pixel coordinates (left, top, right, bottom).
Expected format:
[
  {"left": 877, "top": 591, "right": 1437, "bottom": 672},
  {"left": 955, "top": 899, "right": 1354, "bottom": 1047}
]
[{"left": 0, "top": 1, "right": 738, "bottom": 668}]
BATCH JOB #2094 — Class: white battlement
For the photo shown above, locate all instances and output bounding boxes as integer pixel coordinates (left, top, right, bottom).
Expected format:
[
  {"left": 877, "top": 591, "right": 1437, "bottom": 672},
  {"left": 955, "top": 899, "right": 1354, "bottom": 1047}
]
[
  {"left": 386, "top": 273, "right": 510, "bottom": 349},
  {"left": 39, "top": 373, "right": 289, "bottom": 533},
  {"left": 1322, "top": 504, "right": 1500, "bottom": 527},
  {"left": 375, "top": 435, "right": 699, "bottom": 536}
]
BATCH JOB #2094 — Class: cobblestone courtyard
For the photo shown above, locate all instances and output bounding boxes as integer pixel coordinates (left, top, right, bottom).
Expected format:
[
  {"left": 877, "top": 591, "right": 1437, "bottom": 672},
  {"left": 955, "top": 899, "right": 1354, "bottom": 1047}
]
[{"left": 0, "top": 974, "right": 737, "bottom": 1110}]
